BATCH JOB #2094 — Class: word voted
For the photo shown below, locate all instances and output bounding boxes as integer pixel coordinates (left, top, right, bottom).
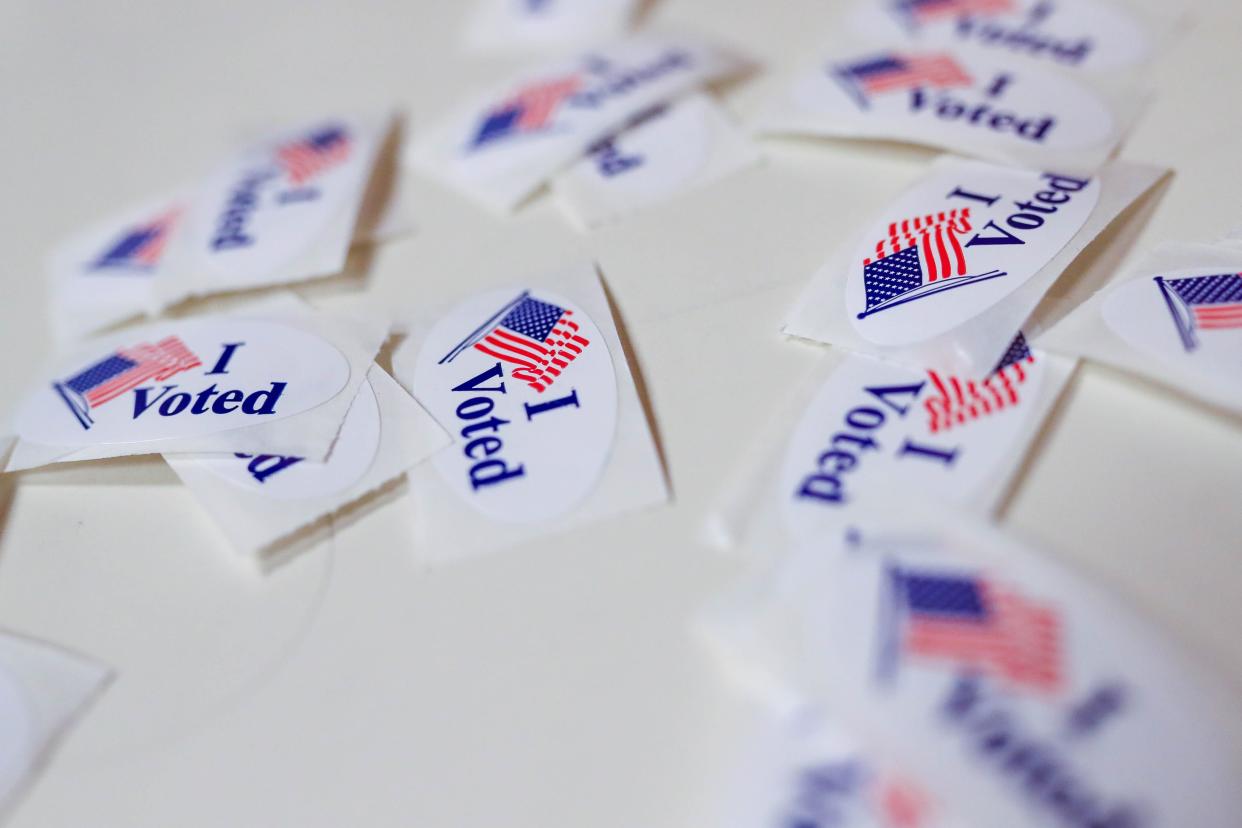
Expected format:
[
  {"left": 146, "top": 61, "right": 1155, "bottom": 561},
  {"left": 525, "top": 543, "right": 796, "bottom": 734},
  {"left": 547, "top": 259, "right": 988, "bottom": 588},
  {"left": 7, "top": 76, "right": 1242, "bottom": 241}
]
[
  {"left": 908, "top": 74, "right": 1056, "bottom": 144},
  {"left": 948, "top": 171, "right": 1091, "bottom": 245},
  {"left": 798, "top": 381, "right": 956, "bottom": 506},
  {"left": 941, "top": 673, "right": 1136, "bottom": 827},
  {"left": 950, "top": 14, "right": 1095, "bottom": 67},
  {"left": 450, "top": 362, "right": 581, "bottom": 491},
  {"left": 132, "top": 342, "right": 287, "bottom": 420}
]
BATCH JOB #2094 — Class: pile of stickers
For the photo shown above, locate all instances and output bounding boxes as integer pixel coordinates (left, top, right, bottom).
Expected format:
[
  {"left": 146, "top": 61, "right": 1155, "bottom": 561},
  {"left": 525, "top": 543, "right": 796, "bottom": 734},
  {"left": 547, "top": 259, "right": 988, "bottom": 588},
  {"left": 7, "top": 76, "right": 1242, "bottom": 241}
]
[{"left": 3, "top": 0, "right": 1242, "bottom": 825}]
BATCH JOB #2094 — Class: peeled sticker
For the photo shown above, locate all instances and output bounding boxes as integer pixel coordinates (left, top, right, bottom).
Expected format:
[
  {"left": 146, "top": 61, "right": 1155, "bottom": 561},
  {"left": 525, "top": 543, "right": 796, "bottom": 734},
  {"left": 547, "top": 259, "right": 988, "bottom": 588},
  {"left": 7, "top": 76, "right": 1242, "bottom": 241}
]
[
  {"left": 166, "top": 366, "right": 449, "bottom": 561},
  {"left": 847, "top": 0, "right": 1183, "bottom": 74},
  {"left": 464, "top": 0, "right": 638, "bottom": 55},
  {"left": 551, "top": 92, "right": 762, "bottom": 230},
  {"left": 406, "top": 31, "right": 752, "bottom": 213},
  {"left": 1036, "top": 240, "right": 1242, "bottom": 416},
  {"left": 757, "top": 41, "right": 1142, "bottom": 175},
  {"left": 6, "top": 294, "right": 385, "bottom": 471},
  {"left": 392, "top": 263, "right": 667, "bottom": 562},
  {"left": 784, "top": 155, "right": 1165, "bottom": 376},
  {"left": 713, "top": 512, "right": 1242, "bottom": 828},
  {"left": 708, "top": 334, "right": 1074, "bottom": 554},
  {"left": 0, "top": 632, "right": 111, "bottom": 822},
  {"left": 154, "top": 112, "right": 396, "bottom": 309}
]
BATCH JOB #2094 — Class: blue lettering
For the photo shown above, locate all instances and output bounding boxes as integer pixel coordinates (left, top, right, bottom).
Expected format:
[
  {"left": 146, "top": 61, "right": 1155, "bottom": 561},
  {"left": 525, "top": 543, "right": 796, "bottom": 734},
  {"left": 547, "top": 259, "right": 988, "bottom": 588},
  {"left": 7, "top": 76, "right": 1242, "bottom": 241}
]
[
  {"left": 234, "top": 453, "right": 304, "bottom": 483},
  {"left": 132, "top": 384, "right": 177, "bottom": 418},
  {"left": 452, "top": 363, "right": 524, "bottom": 491},
  {"left": 205, "top": 342, "right": 245, "bottom": 375},
  {"left": 953, "top": 14, "right": 1094, "bottom": 67},
  {"left": 210, "top": 168, "right": 277, "bottom": 251},
  {"left": 130, "top": 381, "right": 285, "bottom": 418},
  {"left": 567, "top": 50, "right": 693, "bottom": 110},
  {"left": 796, "top": 382, "right": 925, "bottom": 506},
  {"left": 962, "top": 172, "right": 1090, "bottom": 249},
  {"left": 940, "top": 674, "right": 1144, "bottom": 827}
]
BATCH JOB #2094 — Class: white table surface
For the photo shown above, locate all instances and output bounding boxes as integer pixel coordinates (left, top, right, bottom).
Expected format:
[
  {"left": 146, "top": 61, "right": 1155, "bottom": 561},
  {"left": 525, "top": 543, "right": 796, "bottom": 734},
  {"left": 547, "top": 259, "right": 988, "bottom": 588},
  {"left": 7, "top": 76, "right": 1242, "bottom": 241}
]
[{"left": 2, "top": 1, "right": 1241, "bottom": 826}]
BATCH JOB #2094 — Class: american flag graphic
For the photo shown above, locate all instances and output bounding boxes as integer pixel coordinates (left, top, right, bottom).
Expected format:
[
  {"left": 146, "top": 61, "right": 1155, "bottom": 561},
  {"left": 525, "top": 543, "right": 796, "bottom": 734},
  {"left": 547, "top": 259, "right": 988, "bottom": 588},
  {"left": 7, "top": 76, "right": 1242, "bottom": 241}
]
[
  {"left": 1154, "top": 273, "right": 1242, "bottom": 352},
  {"left": 91, "top": 208, "right": 181, "bottom": 271},
  {"left": 276, "top": 125, "right": 352, "bottom": 186},
  {"left": 924, "top": 333, "right": 1036, "bottom": 433},
  {"left": 833, "top": 52, "right": 972, "bottom": 108},
  {"left": 470, "top": 75, "right": 583, "bottom": 148},
  {"left": 892, "top": 0, "right": 1017, "bottom": 28},
  {"left": 882, "top": 566, "right": 1063, "bottom": 695},
  {"left": 53, "top": 336, "right": 202, "bottom": 430},
  {"left": 858, "top": 208, "right": 1006, "bottom": 319},
  {"left": 439, "top": 292, "right": 590, "bottom": 393}
]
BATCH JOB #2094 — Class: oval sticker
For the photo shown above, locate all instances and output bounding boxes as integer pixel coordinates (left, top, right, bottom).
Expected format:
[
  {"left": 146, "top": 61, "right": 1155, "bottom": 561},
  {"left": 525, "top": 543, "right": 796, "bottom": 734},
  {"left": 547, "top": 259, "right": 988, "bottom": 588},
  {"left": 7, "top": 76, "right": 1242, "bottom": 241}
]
[
  {"left": 849, "top": 0, "right": 1153, "bottom": 72},
  {"left": 15, "top": 319, "right": 351, "bottom": 447},
  {"left": 184, "top": 122, "right": 367, "bottom": 280},
  {"left": 1101, "top": 270, "right": 1242, "bottom": 386},
  {"left": 193, "top": 375, "right": 381, "bottom": 500},
  {"left": 791, "top": 48, "right": 1114, "bottom": 155},
  {"left": 413, "top": 288, "right": 618, "bottom": 523},
  {"left": 0, "top": 668, "right": 35, "bottom": 805},
  {"left": 779, "top": 341, "right": 1046, "bottom": 542},
  {"left": 847, "top": 160, "right": 1099, "bottom": 345}
]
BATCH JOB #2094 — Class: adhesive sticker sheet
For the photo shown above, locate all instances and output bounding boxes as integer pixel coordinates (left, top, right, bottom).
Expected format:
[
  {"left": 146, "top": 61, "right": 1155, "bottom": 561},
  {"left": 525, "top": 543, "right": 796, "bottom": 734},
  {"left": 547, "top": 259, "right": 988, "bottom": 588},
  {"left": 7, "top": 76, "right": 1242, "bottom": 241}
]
[
  {"left": 464, "top": 0, "right": 639, "bottom": 55},
  {"left": 166, "top": 365, "right": 449, "bottom": 561},
  {"left": 710, "top": 511, "right": 1242, "bottom": 828},
  {"left": 756, "top": 39, "right": 1145, "bottom": 175},
  {"left": 706, "top": 336, "right": 1074, "bottom": 556},
  {"left": 551, "top": 92, "right": 761, "bottom": 230},
  {"left": 784, "top": 154, "right": 1166, "bottom": 376},
  {"left": 392, "top": 262, "right": 668, "bottom": 562},
  {"left": 0, "top": 632, "right": 111, "bottom": 823},
  {"left": 1035, "top": 239, "right": 1242, "bottom": 417},
  {"left": 405, "top": 31, "right": 752, "bottom": 213},
  {"left": 153, "top": 112, "right": 398, "bottom": 309},
  {"left": 847, "top": 0, "right": 1185, "bottom": 75},
  {"left": 6, "top": 294, "right": 385, "bottom": 472}
]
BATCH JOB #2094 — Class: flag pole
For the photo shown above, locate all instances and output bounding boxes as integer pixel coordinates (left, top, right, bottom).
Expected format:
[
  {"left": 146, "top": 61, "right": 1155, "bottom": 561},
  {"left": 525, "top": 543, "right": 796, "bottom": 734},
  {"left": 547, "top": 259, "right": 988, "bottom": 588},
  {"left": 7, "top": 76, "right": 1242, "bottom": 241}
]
[{"left": 1154, "top": 276, "right": 1198, "bottom": 352}]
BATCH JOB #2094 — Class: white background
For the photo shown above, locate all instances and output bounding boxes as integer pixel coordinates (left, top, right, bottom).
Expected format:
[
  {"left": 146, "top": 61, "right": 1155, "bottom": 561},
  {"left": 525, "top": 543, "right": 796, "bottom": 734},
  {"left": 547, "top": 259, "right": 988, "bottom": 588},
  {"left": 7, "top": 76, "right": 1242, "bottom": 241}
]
[{"left": 2, "top": 1, "right": 1241, "bottom": 826}]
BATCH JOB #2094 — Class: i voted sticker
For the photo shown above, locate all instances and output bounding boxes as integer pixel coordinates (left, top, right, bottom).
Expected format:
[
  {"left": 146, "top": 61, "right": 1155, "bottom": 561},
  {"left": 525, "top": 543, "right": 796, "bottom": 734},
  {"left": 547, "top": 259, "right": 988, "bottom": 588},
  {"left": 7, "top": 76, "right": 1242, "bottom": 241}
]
[
  {"left": 191, "top": 376, "right": 381, "bottom": 501},
  {"left": 14, "top": 319, "right": 350, "bottom": 447},
  {"left": 847, "top": 161, "right": 1099, "bottom": 345},
  {"left": 850, "top": 0, "right": 1156, "bottom": 72},
  {"left": 1100, "top": 269, "right": 1242, "bottom": 385},
  {"left": 785, "top": 526, "right": 1242, "bottom": 828},
  {"left": 412, "top": 288, "right": 618, "bottom": 522},
  {"left": 0, "top": 668, "right": 34, "bottom": 806},
  {"left": 781, "top": 335, "right": 1046, "bottom": 539},
  {"left": 784, "top": 47, "right": 1114, "bottom": 155},
  {"left": 182, "top": 121, "right": 368, "bottom": 281}
]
